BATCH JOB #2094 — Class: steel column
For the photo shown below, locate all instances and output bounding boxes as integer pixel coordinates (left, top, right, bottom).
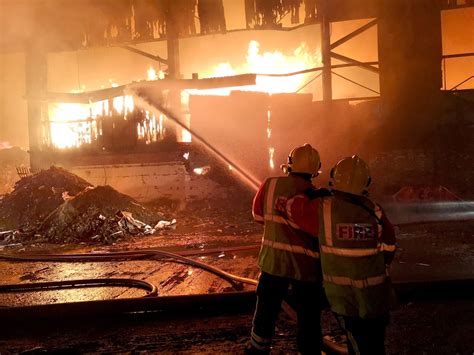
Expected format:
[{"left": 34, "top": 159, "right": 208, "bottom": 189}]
[{"left": 320, "top": 0, "right": 332, "bottom": 101}]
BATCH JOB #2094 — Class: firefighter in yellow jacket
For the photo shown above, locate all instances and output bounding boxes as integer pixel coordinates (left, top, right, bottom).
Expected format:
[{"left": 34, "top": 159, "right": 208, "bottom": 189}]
[
  {"left": 246, "top": 144, "right": 330, "bottom": 354},
  {"left": 284, "top": 155, "right": 397, "bottom": 355}
]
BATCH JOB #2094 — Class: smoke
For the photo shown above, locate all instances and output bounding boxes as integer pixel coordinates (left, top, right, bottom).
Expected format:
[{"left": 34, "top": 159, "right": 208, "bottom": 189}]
[{"left": 1, "top": 2, "right": 471, "bottom": 161}]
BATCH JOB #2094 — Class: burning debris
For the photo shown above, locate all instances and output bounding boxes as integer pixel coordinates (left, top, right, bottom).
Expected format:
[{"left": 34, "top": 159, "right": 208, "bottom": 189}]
[{"left": 0, "top": 167, "right": 170, "bottom": 245}]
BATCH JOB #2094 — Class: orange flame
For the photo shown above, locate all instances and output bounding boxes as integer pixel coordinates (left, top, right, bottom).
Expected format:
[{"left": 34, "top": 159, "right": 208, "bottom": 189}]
[{"left": 189, "top": 40, "right": 321, "bottom": 96}]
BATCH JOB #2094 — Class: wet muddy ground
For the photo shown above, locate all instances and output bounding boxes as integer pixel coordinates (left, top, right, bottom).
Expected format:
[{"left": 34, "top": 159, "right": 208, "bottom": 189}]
[{"left": 0, "top": 216, "right": 473, "bottom": 353}]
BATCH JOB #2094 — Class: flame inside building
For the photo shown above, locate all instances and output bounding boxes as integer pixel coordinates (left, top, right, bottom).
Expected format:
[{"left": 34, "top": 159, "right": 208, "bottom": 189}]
[
  {"left": 47, "top": 67, "right": 167, "bottom": 149},
  {"left": 46, "top": 40, "right": 321, "bottom": 171}
]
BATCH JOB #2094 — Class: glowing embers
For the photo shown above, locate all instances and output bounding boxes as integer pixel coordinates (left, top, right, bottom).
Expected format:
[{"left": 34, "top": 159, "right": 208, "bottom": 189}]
[{"left": 193, "top": 166, "right": 211, "bottom": 176}]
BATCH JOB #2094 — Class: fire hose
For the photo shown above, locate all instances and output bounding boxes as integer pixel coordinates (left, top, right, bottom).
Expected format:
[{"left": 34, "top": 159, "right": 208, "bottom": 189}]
[
  {"left": 0, "top": 247, "right": 260, "bottom": 290},
  {"left": 0, "top": 247, "right": 303, "bottom": 322},
  {"left": 0, "top": 247, "right": 350, "bottom": 351},
  {"left": 0, "top": 278, "right": 158, "bottom": 298}
]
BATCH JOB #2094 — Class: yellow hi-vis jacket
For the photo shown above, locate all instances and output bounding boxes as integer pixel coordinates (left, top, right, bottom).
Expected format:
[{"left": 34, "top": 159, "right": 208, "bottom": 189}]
[
  {"left": 252, "top": 175, "right": 323, "bottom": 282},
  {"left": 318, "top": 191, "right": 397, "bottom": 318}
]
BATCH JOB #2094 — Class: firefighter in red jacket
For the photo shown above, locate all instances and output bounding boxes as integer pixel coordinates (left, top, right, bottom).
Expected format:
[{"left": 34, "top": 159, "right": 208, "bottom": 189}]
[
  {"left": 283, "top": 155, "right": 397, "bottom": 355},
  {"left": 246, "top": 143, "right": 330, "bottom": 354}
]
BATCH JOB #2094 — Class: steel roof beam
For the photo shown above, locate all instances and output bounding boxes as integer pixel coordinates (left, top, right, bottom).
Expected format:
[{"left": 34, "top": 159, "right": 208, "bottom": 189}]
[
  {"left": 330, "top": 51, "right": 380, "bottom": 74},
  {"left": 120, "top": 46, "right": 168, "bottom": 65},
  {"left": 330, "top": 19, "right": 378, "bottom": 50}
]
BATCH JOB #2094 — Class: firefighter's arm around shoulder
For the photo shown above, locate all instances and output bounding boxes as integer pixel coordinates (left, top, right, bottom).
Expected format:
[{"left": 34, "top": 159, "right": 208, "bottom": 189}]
[
  {"left": 252, "top": 179, "right": 268, "bottom": 224},
  {"left": 280, "top": 192, "right": 321, "bottom": 237},
  {"left": 376, "top": 204, "right": 397, "bottom": 265}
]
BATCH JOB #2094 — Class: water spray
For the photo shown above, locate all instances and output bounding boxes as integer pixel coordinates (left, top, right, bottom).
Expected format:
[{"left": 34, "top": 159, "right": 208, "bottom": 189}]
[
  {"left": 384, "top": 201, "right": 474, "bottom": 225},
  {"left": 126, "top": 87, "right": 474, "bottom": 226},
  {"left": 129, "top": 88, "right": 260, "bottom": 192}
]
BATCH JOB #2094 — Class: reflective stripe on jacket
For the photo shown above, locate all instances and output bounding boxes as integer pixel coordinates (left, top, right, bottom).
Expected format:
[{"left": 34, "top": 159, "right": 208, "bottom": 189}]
[
  {"left": 253, "top": 176, "right": 322, "bottom": 281},
  {"left": 319, "top": 191, "right": 396, "bottom": 318}
]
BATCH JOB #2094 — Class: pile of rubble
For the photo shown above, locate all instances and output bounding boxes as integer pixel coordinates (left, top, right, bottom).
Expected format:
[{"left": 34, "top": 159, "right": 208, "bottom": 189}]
[
  {"left": 0, "top": 166, "right": 92, "bottom": 231},
  {"left": 37, "top": 185, "right": 170, "bottom": 244},
  {"left": 0, "top": 166, "right": 172, "bottom": 245}
]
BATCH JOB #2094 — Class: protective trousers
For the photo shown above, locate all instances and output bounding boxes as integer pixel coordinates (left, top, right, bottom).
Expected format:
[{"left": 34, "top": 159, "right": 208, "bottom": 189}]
[
  {"left": 336, "top": 313, "right": 390, "bottom": 355},
  {"left": 249, "top": 272, "right": 323, "bottom": 354}
]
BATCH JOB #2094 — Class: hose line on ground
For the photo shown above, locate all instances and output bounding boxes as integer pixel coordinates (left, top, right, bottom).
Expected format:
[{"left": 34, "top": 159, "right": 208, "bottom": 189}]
[
  {"left": 0, "top": 247, "right": 352, "bottom": 353},
  {"left": 0, "top": 278, "right": 158, "bottom": 297},
  {"left": 0, "top": 248, "right": 258, "bottom": 295},
  {"left": 0, "top": 246, "right": 259, "bottom": 286},
  {"left": 0, "top": 247, "right": 300, "bottom": 318}
]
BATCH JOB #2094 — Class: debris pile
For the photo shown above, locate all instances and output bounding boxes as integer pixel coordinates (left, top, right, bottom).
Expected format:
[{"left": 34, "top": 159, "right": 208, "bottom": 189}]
[
  {"left": 37, "top": 185, "right": 167, "bottom": 244},
  {"left": 0, "top": 166, "right": 91, "bottom": 231},
  {"left": 0, "top": 166, "right": 172, "bottom": 245}
]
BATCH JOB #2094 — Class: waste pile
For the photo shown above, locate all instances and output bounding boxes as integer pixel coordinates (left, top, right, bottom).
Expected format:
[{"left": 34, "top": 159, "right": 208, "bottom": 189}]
[
  {"left": 0, "top": 166, "right": 92, "bottom": 231},
  {"left": 37, "top": 185, "right": 170, "bottom": 244},
  {"left": 0, "top": 166, "right": 173, "bottom": 245}
]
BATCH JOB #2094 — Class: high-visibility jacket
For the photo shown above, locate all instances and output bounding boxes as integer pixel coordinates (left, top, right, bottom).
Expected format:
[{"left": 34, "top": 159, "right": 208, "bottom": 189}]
[
  {"left": 252, "top": 175, "right": 325, "bottom": 282},
  {"left": 285, "top": 190, "right": 396, "bottom": 318},
  {"left": 318, "top": 191, "right": 396, "bottom": 318}
]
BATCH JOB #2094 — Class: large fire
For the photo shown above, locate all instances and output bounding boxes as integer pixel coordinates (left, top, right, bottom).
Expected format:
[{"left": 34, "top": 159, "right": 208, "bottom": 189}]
[
  {"left": 190, "top": 40, "right": 321, "bottom": 96},
  {"left": 48, "top": 41, "right": 319, "bottom": 151}
]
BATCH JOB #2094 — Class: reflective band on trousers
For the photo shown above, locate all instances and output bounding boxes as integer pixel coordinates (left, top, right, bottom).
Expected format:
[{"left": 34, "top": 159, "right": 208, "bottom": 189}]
[
  {"left": 262, "top": 239, "right": 319, "bottom": 258},
  {"left": 251, "top": 330, "right": 272, "bottom": 351},
  {"left": 323, "top": 273, "right": 386, "bottom": 288}
]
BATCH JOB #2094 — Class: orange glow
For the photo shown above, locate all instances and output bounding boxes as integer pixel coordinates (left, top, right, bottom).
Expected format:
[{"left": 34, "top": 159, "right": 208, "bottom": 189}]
[
  {"left": 48, "top": 100, "right": 110, "bottom": 149},
  {"left": 190, "top": 40, "right": 321, "bottom": 96},
  {"left": 49, "top": 41, "right": 319, "bottom": 149},
  {"left": 49, "top": 68, "right": 162, "bottom": 149}
]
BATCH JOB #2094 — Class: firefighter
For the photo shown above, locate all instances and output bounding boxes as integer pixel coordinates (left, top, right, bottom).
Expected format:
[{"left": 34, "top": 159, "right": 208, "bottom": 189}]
[
  {"left": 246, "top": 143, "right": 330, "bottom": 354},
  {"left": 283, "top": 155, "right": 397, "bottom": 355}
]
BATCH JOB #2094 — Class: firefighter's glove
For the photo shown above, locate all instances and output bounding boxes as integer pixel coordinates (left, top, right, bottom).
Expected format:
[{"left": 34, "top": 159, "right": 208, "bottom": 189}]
[{"left": 274, "top": 196, "right": 288, "bottom": 217}]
